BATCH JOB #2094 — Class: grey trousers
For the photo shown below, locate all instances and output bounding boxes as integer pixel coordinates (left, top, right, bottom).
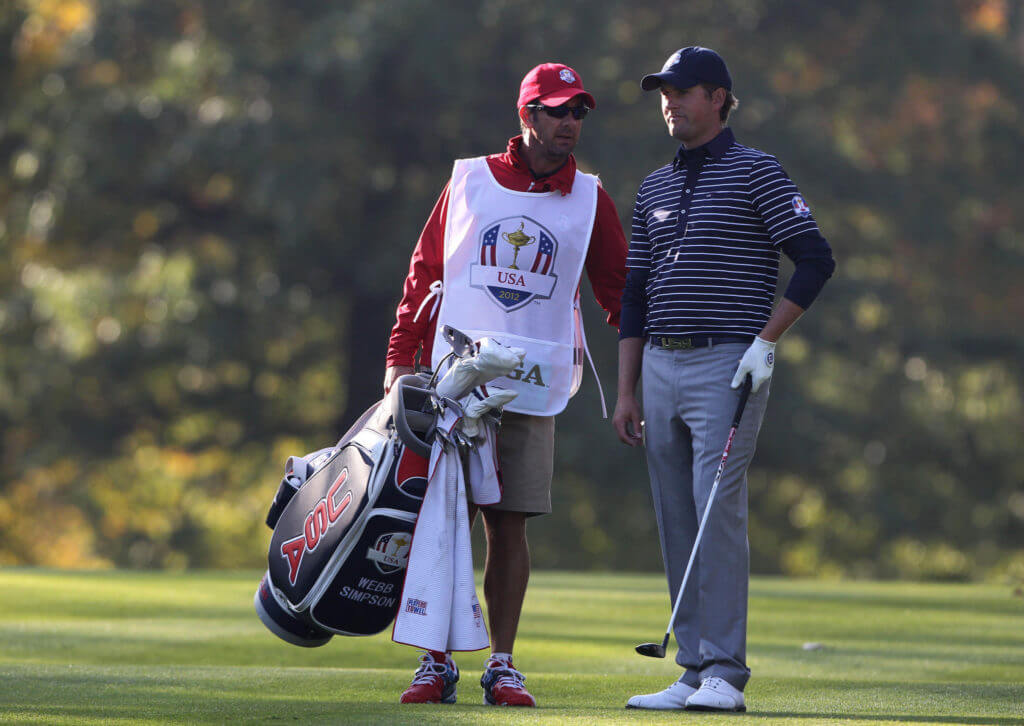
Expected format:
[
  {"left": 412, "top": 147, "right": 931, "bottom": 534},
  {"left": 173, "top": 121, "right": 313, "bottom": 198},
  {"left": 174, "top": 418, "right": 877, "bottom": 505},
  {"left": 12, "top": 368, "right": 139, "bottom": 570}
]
[{"left": 641, "top": 341, "right": 770, "bottom": 692}]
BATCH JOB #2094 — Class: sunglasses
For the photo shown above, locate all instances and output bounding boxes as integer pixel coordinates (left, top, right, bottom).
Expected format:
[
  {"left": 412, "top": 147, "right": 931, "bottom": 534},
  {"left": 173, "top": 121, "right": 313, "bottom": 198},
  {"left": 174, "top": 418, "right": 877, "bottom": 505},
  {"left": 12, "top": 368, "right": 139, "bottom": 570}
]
[{"left": 526, "top": 103, "right": 591, "bottom": 120}]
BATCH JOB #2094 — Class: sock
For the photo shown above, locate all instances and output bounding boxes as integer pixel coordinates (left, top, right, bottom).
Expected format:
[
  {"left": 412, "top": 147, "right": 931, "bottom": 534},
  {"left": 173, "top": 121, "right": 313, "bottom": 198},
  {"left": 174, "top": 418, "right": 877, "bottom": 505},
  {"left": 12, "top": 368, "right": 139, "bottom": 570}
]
[
  {"left": 428, "top": 650, "right": 449, "bottom": 663},
  {"left": 488, "top": 651, "right": 513, "bottom": 667}
]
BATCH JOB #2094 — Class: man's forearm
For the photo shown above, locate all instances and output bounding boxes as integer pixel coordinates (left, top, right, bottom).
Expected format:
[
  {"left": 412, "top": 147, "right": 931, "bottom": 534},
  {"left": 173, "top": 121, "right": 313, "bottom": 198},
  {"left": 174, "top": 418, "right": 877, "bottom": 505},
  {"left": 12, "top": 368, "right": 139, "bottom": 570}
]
[
  {"left": 758, "top": 298, "right": 805, "bottom": 342},
  {"left": 617, "top": 337, "right": 645, "bottom": 397}
]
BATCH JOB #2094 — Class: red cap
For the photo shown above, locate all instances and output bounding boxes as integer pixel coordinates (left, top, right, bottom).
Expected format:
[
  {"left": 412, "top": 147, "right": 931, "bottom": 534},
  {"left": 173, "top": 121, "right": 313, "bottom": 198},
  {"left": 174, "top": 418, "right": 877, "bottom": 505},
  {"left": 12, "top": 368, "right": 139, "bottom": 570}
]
[{"left": 517, "top": 63, "right": 596, "bottom": 109}]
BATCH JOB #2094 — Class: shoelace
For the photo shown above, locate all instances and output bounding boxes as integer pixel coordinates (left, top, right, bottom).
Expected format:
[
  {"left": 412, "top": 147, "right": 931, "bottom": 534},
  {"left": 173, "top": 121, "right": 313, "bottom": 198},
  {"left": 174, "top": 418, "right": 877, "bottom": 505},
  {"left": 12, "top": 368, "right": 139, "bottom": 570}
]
[
  {"left": 487, "top": 664, "right": 527, "bottom": 691},
  {"left": 701, "top": 677, "right": 727, "bottom": 691},
  {"left": 410, "top": 652, "right": 450, "bottom": 685}
]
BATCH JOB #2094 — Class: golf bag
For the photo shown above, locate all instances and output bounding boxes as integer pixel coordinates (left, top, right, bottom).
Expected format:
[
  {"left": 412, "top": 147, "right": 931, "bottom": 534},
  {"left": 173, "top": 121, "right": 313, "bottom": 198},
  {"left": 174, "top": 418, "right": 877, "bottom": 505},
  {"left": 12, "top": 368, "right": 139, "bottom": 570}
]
[{"left": 254, "top": 374, "right": 435, "bottom": 646}]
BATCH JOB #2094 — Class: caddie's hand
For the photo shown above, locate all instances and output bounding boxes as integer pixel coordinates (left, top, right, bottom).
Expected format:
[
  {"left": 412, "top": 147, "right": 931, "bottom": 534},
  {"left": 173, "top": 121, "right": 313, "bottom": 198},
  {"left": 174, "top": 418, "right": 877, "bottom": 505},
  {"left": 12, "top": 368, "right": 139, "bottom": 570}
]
[
  {"left": 613, "top": 395, "right": 644, "bottom": 447},
  {"left": 383, "top": 365, "right": 414, "bottom": 394},
  {"left": 731, "top": 336, "right": 776, "bottom": 392}
]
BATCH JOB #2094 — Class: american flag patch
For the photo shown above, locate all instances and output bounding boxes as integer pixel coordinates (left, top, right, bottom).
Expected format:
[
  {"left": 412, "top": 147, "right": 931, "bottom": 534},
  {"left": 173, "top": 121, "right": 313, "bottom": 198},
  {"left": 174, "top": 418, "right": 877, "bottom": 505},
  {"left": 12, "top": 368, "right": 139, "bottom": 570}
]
[
  {"left": 480, "top": 224, "right": 499, "bottom": 265},
  {"left": 405, "top": 598, "right": 428, "bottom": 615},
  {"left": 530, "top": 230, "right": 555, "bottom": 274}
]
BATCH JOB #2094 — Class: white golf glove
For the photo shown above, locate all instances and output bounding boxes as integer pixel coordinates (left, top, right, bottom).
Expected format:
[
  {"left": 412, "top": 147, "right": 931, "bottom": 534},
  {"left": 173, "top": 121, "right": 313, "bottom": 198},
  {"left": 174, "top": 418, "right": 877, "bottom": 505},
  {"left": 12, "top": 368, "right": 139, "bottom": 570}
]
[{"left": 731, "top": 336, "right": 776, "bottom": 392}]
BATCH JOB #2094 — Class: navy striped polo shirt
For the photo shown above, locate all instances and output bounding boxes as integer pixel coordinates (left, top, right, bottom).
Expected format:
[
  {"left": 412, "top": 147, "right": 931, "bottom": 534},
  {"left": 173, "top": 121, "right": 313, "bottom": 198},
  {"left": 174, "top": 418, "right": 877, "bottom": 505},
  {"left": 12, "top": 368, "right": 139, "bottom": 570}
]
[{"left": 620, "top": 128, "right": 822, "bottom": 338}]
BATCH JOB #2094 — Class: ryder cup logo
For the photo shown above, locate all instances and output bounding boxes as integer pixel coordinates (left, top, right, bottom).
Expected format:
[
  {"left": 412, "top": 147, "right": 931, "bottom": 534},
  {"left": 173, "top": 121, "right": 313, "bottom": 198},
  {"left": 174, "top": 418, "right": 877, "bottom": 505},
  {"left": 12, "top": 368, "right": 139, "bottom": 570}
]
[
  {"left": 366, "top": 532, "right": 412, "bottom": 574},
  {"left": 792, "top": 195, "right": 811, "bottom": 218},
  {"left": 471, "top": 216, "right": 559, "bottom": 312},
  {"left": 559, "top": 68, "right": 575, "bottom": 84}
]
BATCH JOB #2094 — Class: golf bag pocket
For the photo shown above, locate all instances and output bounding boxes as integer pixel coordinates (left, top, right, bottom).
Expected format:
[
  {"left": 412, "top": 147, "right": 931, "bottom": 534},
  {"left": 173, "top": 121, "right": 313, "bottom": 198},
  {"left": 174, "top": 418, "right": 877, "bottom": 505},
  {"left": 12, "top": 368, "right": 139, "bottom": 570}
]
[
  {"left": 309, "top": 509, "right": 417, "bottom": 636},
  {"left": 374, "top": 442, "right": 428, "bottom": 513}
]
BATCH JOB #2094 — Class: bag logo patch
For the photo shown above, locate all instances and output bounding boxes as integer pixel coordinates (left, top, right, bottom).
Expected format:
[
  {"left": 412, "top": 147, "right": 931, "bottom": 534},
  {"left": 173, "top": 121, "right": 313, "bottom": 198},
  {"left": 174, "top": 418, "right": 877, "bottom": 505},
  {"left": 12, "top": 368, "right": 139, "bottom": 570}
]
[
  {"left": 279, "top": 468, "right": 353, "bottom": 585},
  {"left": 366, "top": 532, "right": 412, "bottom": 574},
  {"left": 471, "top": 216, "right": 559, "bottom": 312}
]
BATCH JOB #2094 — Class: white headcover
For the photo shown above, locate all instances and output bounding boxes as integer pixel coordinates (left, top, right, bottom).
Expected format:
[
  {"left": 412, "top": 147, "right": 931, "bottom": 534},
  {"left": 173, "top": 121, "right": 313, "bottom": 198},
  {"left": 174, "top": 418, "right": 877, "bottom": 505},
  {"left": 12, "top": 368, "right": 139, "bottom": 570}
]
[
  {"left": 458, "top": 389, "right": 518, "bottom": 438},
  {"left": 435, "top": 337, "right": 526, "bottom": 400}
]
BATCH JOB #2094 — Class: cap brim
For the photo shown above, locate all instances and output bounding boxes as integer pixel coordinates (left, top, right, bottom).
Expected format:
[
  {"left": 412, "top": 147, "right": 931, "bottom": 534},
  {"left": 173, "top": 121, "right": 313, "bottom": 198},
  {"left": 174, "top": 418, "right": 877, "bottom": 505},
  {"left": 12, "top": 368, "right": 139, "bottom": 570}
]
[
  {"left": 533, "top": 89, "right": 597, "bottom": 109},
  {"left": 640, "top": 71, "right": 697, "bottom": 91}
]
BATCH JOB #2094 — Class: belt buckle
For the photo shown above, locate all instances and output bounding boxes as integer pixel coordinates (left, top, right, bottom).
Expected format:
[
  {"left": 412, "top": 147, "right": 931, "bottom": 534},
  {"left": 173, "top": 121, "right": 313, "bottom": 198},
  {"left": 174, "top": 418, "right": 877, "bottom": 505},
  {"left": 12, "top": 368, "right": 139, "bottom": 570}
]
[{"left": 660, "top": 336, "right": 693, "bottom": 350}]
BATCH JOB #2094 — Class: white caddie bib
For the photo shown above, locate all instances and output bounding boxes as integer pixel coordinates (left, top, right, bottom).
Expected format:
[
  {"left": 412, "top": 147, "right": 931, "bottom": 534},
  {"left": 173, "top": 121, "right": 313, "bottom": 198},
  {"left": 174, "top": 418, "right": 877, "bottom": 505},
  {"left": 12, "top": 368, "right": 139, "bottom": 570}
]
[{"left": 430, "top": 157, "right": 598, "bottom": 416}]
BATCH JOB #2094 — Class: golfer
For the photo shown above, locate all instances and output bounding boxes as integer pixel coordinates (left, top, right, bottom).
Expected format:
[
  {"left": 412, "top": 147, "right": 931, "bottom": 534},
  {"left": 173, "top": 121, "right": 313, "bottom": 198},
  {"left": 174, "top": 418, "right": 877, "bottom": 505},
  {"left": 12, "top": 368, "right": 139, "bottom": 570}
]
[
  {"left": 385, "top": 62, "right": 627, "bottom": 707},
  {"left": 613, "top": 46, "right": 835, "bottom": 711}
]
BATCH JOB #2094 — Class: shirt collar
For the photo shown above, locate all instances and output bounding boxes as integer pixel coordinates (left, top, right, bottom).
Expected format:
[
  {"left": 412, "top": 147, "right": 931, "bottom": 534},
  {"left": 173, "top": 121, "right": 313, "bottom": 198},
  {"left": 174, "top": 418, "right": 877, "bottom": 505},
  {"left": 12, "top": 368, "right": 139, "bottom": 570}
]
[
  {"left": 503, "top": 135, "right": 577, "bottom": 195},
  {"left": 672, "top": 127, "right": 735, "bottom": 170}
]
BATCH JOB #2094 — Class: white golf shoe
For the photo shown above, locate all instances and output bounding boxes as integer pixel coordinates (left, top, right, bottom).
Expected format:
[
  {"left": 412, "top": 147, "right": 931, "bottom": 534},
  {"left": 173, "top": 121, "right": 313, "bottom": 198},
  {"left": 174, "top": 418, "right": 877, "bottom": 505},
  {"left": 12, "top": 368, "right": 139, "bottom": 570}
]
[
  {"left": 685, "top": 676, "right": 746, "bottom": 712},
  {"left": 625, "top": 679, "right": 697, "bottom": 710}
]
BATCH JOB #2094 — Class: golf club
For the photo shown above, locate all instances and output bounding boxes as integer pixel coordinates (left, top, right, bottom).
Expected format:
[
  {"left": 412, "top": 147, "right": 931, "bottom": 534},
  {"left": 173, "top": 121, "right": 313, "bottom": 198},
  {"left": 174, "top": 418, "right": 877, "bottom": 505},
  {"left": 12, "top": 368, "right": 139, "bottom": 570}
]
[{"left": 636, "top": 374, "right": 753, "bottom": 658}]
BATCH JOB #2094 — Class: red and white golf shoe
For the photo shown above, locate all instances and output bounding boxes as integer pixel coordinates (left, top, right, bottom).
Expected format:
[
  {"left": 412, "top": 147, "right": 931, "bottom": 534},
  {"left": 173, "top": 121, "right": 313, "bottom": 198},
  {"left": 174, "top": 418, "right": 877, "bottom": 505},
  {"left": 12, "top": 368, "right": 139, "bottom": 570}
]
[
  {"left": 399, "top": 651, "right": 459, "bottom": 704},
  {"left": 480, "top": 656, "right": 536, "bottom": 707}
]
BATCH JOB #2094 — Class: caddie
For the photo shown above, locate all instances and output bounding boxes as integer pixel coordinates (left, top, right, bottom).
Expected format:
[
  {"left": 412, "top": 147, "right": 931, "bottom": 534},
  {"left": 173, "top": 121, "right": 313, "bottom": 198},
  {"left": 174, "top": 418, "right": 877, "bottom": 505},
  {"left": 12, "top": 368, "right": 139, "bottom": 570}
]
[
  {"left": 384, "top": 62, "right": 627, "bottom": 707},
  {"left": 613, "top": 46, "right": 835, "bottom": 711}
]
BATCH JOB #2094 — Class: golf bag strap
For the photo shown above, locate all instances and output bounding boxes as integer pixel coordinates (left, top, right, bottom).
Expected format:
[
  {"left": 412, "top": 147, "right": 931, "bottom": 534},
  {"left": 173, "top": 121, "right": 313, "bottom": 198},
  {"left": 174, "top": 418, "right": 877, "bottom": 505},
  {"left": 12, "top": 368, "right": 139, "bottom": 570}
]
[
  {"left": 266, "top": 446, "right": 335, "bottom": 529},
  {"left": 284, "top": 447, "right": 336, "bottom": 488}
]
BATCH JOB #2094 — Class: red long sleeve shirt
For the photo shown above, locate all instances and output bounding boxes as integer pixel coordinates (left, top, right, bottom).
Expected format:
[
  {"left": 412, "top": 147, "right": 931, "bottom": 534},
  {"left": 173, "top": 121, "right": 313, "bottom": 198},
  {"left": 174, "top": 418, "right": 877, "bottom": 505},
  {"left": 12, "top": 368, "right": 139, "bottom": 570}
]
[{"left": 386, "top": 136, "right": 628, "bottom": 367}]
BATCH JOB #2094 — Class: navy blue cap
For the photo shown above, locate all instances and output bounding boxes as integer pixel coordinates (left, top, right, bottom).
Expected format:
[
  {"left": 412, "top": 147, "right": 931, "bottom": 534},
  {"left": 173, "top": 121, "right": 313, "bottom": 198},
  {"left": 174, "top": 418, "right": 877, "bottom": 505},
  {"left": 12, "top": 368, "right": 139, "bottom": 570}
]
[{"left": 641, "top": 46, "right": 732, "bottom": 92}]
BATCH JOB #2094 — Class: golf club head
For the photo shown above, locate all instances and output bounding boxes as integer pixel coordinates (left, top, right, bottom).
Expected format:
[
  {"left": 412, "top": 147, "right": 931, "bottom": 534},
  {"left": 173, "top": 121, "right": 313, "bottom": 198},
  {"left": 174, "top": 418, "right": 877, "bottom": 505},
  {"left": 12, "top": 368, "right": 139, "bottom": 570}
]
[
  {"left": 635, "top": 642, "right": 666, "bottom": 658},
  {"left": 442, "top": 325, "right": 475, "bottom": 358}
]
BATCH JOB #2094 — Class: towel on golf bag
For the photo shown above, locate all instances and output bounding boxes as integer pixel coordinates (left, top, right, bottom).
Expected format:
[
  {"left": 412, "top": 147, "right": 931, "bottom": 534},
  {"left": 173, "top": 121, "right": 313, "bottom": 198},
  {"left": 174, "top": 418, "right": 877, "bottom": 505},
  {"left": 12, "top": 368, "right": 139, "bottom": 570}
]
[{"left": 391, "top": 391, "right": 511, "bottom": 652}]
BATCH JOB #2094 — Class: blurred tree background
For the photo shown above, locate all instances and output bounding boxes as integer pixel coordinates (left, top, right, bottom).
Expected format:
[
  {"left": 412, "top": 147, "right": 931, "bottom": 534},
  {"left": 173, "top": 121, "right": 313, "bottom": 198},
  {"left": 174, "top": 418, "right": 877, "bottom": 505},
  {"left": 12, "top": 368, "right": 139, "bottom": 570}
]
[{"left": 1, "top": 0, "right": 1021, "bottom": 580}]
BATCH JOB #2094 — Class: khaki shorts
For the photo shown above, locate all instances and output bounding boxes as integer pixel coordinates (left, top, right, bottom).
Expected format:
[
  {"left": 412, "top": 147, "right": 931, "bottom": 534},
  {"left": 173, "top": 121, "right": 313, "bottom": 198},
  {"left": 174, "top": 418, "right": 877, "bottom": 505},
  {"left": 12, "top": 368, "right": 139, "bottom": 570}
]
[{"left": 488, "top": 412, "right": 555, "bottom": 517}]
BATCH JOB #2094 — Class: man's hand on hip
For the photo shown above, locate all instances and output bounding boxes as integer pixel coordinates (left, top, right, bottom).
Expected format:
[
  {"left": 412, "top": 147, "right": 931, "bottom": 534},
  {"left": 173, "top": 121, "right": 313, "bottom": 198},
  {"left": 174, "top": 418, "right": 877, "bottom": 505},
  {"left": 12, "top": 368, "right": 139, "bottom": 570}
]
[
  {"left": 384, "top": 365, "right": 415, "bottom": 394},
  {"left": 731, "top": 336, "right": 775, "bottom": 392},
  {"left": 613, "top": 394, "right": 644, "bottom": 447}
]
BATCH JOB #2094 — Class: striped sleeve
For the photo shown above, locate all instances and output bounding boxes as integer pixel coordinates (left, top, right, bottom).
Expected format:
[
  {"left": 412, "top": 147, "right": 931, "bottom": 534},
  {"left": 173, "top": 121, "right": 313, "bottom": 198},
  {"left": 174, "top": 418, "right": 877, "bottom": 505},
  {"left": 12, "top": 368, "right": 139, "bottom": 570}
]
[
  {"left": 748, "top": 156, "right": 821, "bottom": 246},
  {"left": 619, "top": 185, "right": 653, "bottom": 338},
  {"left": 626, "top": 184, "right": 652, "bottom": 273}
]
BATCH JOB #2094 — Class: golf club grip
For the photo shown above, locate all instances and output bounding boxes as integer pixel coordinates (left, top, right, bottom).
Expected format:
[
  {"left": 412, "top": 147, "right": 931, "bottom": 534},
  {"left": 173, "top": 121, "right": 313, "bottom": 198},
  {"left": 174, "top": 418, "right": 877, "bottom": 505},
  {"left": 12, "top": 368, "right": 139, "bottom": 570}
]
[{"left": 731, "top": 374, "right": 753, "bottom": 428}]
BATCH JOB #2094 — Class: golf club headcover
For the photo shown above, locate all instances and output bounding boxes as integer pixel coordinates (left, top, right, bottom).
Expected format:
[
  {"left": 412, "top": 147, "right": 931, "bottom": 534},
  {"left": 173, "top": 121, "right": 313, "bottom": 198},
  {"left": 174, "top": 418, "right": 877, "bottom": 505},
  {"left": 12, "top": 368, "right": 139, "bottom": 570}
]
[
  {"left": 458, "top": 389, "right": 518, "bottom": 438},
  {"left": 435, "top": 337, "right": 526, "bottom": 400}
]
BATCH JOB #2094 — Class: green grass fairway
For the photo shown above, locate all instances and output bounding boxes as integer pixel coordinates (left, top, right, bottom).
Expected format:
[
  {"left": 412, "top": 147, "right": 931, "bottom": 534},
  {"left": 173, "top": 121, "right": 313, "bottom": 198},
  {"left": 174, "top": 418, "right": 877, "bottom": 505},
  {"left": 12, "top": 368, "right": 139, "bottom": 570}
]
[{"left": 1, "top": 570, "right": 1022, "bottom": 724}]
